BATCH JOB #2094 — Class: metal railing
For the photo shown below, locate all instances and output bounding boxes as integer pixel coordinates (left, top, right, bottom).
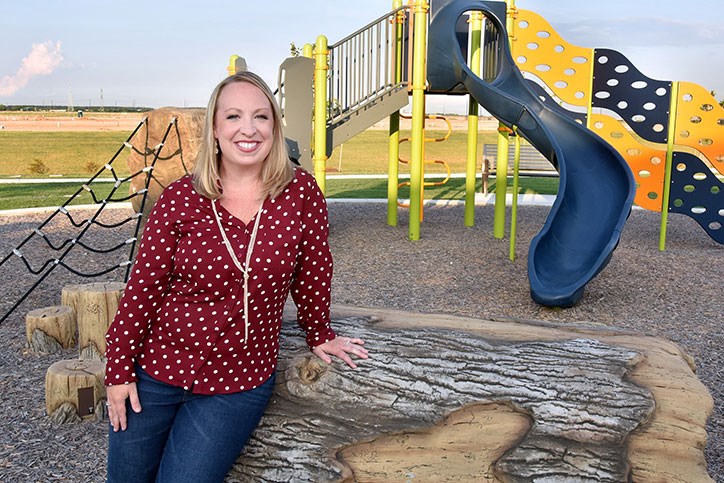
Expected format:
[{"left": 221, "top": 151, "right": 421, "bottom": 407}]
[{"left": 326, "top": 5, "right": 410, "bottom": 125}]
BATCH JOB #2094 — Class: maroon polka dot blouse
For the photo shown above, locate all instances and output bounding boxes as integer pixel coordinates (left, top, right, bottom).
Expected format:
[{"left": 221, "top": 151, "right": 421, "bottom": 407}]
[{"left": 104, "top": 168, "right": 335, "bottom": 394}]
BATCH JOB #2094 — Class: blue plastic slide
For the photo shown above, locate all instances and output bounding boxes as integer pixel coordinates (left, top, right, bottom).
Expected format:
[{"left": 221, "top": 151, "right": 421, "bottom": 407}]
[{"left": 427, "top": 0, "right": 635, "bottom": 307}]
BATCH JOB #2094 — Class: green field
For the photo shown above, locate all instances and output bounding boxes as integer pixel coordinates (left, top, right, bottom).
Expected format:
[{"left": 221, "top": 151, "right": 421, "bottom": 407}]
[
  {"left": 0, "top": 132, "right": 132, "bottom": 178},
  {"left": 0, "top": 129, "right": 558, "bottom": 210},
  {"left": 327, "top": 130, "right": 501, "bottom": 174},
  {"left": 0, "top": 182, "right": 122, "bottom": 211}
]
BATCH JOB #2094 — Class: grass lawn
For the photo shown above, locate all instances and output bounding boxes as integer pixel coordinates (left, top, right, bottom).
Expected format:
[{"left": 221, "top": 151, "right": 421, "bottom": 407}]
[
  {"left": 0, "top": 128, "right": 559, "bottom": 210},
  {"left": 0, "top": 182, "right": 122, "bottom": 211},
  {"left": 0, "top": 132, "right": 132, "bottom": 178},
  {"left": 327, "top": 130, "right": 501, "bottom": 175}
]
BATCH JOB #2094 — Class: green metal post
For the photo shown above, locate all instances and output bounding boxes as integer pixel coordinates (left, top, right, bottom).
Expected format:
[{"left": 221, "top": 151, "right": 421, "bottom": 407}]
[
  {"left": 465, "top": 11, "right": 483, "bottom": 227},
  {"left": 493, "top": 0, "right": 516, "bottom": 238},
  {"left": 408, "top": 0, "right": 428, "bottom": 241},
  {"left": 493, "top": 126, "right": 510, "bottom": 238},
  {"left": 313, "top": 35, "right": 329, "bottom": 194},
  {"left": 659, "top": 81, "right": 679, "bottom": 251},
  {"left": 387, "top": 0, "right": 404, "bottom": 227},
  {"left": 302, "top": 43, "right": 313, "bottom": 58},
  {"left": 509, "top": 129, "right": 521, "bottom": 260},
  {"left": 227, "top": 55, "right": 240, "bottom": 76}
]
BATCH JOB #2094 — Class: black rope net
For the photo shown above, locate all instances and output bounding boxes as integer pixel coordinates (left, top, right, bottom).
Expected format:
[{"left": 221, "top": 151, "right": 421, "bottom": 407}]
[{"left": 0, "top": 116, "right": 190, "bottom": 325}]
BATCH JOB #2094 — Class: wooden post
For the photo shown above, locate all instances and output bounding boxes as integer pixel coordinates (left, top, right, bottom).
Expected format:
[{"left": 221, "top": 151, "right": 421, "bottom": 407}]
[
  {"left": 45, "top": 358, "right": 106, "bottom": 423},
  {"left": 25, "top": 305, "right": 77, "bottom": 353},
  {"left": 61, "top": 281, "right": 125, "bottom": 360}
]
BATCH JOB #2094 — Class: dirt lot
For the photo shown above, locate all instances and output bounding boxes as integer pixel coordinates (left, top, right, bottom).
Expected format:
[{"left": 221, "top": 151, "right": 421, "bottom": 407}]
[
  {"left": 0, "top": 112, "right": 145, "bottom": 132},
  {"left": 0, "top": 111, "right": 500, "bottom": 133}
]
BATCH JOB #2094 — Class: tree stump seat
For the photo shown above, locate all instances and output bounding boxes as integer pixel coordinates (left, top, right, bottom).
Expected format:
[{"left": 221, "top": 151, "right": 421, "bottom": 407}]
[
  {"left": 45, "top": 358, "right": 106, "bottom": 424},
  {"left": 25, "top": 305, "right": 76, "bottom": 354},
  {"left": 61, "top": 281, "right": 125, "bottom": 359}
]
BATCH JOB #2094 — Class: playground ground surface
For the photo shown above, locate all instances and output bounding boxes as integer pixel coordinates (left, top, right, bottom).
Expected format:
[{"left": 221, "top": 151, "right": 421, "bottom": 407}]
[{"left": 0, "top": 202, "right": 721, "bottom": 481}]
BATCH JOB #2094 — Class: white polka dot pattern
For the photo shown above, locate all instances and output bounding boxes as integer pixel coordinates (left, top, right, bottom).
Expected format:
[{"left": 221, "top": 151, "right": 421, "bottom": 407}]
[{"left": 104, "top": 169, "right": 335, "bottom": 394}]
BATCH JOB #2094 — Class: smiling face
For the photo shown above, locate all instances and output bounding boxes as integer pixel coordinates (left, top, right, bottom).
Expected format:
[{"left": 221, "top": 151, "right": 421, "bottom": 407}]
[{"left": 213, "top": 80, "right": 275, "bottom": 177}]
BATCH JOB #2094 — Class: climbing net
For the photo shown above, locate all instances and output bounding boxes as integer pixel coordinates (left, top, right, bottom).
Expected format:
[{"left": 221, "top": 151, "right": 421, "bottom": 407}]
[{"left": 0, "top": 116, "right": 190, "bottom": 325}]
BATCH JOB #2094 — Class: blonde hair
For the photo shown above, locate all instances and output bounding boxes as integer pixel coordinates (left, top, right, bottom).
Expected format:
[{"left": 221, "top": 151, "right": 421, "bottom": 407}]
[{"left": 192, "top": 71, "right": 295, "bottom": 200}]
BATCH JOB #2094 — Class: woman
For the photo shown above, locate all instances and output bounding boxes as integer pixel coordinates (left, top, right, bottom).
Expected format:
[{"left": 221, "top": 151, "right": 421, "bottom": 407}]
[{"left": 104, "top": 71, "right": 368, "bottom": 483}]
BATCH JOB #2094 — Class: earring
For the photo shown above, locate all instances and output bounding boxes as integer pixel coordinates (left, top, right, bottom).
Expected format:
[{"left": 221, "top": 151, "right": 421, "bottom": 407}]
[{"left": 214, "top": 139, "right": 219, "bottom": 155}]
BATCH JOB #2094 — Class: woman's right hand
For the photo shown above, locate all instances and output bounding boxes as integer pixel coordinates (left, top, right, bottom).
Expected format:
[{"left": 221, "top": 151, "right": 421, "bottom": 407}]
[{"left": 106, "top": 382, "right": 142, "bottom": 432}]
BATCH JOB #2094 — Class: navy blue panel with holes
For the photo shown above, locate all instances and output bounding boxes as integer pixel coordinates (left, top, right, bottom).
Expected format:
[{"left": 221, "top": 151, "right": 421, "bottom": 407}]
[
  {"left": 524, "top": 80, "right": 587, "bottom": 125},
  {"left": 669, "top": 152, "right": 724, "bottom": 244},
  {"left": 592, "top": 49, "right": 671, "bottom": 144}
]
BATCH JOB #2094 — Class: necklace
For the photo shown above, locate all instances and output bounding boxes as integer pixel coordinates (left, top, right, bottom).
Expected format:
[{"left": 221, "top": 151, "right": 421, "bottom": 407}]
[{"left": 211, "top": 198, "right": 264, "bottom": 343}]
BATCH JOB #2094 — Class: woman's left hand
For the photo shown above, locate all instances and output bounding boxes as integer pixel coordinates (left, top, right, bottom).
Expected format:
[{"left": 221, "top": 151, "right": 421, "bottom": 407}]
[{"left": 313, "top": 336, "right": 369, "bottom": 369}]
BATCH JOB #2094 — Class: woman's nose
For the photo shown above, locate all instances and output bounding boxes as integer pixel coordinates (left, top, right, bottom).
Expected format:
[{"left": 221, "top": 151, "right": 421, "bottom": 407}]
[{"left": 237, "top": 116, "right": 256, "bottom": 135}]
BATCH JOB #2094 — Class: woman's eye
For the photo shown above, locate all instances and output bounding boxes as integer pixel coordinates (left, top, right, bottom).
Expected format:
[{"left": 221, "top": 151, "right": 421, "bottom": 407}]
[
  {"left": 255, "top": 114, "right": 269, "bottom": 120},
  {"left": 226, "top": 114, "right": 239, "bottom": 120}
]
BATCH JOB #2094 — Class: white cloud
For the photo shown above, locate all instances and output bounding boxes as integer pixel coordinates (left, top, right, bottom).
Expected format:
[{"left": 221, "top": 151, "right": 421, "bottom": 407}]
[{"left": 0, "top": 41, "right": 64, "bottom": 96}]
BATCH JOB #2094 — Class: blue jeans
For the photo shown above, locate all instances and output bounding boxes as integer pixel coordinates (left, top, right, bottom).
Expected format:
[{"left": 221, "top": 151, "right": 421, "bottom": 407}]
[{"left": 107, "top": 366, "right": 275, "bottom": 483}]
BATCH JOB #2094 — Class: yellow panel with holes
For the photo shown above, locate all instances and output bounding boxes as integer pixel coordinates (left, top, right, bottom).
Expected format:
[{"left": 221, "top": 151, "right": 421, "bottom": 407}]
[
  {"left": 674, "top": 82, "right": 724, "bottom": 176},
  {"left": 589, "top": 114, "right": 667, "bottom": 212},
  {"left": 511, "top": 9, "right": 593, "bottom": 108}
]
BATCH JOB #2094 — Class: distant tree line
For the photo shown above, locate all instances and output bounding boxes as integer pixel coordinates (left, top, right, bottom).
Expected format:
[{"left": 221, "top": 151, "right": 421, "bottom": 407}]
[{"left": 0, "top": 105, "right": 152, "bottom": 113}]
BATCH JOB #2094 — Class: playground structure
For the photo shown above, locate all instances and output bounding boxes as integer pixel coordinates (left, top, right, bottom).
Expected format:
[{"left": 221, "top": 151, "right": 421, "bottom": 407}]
[
  {"left": 272, "top": 0, "right": 722, "bottom": 306},
  {"left": 1, "top": 0, "right": 723, "bottom": 324}
]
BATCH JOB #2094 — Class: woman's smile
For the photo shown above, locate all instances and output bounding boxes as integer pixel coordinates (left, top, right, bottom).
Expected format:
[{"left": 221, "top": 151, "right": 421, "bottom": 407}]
[{"left": 235, "top": 140, "right": 261, "bottom": 152}]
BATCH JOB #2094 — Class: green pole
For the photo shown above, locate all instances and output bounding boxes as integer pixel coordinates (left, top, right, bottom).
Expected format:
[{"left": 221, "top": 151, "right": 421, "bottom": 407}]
[
  {"left": 313, "top": 35, "right": 329, "bottom": 194},
  {"left": 465, "top": 11, "right": 483, "bottom": 227},
  {"left": 494, "top": 0, "right": 515, "bottom": 238},
  {"left": 408, "top": 0, "right": 428, "bottom": 241},
  {"left": 493, "top": 126, "right": 510, "bottom": 238},
  {"left": 659, "top": 81, "right": 679, "bottom": 251},
  {"left": 302, "top": 43, "right": 313, "bottom": 58},
  {"left": 387, "top": 0, "right": 404, "bottom": 227},
  {"left": 509, "top": 128, "right": 521, "bottom": 260}
]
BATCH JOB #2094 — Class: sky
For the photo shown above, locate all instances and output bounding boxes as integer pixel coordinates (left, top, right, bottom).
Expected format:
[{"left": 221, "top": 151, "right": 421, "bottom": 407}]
[{"left": 2, "top": 0, "right": 724, "bottom": 112}]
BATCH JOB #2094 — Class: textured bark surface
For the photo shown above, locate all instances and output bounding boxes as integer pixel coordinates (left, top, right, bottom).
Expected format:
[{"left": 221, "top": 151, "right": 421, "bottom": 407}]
[
  {"left": 45, "top": 359, "right": 106, "bottom": 423},
  {"left": 25, "top": 305, "right": 76, "bottom": 353},
  {"left": 61, "top": 282, "right": 125, "bottom": 359},
  {"left": 229, "top": 305, "right": 713, "bottom": 483}
]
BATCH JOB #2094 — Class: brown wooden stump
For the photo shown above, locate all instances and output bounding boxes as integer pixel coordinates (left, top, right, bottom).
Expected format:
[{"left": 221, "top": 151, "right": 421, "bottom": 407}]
[
  {"left": 62, "top": 281, "right": 125, "bottom": 359},
  {"left": 25, "top": 305, "right": 77, "bottom": 353},
  {"left": 45, "top": 359, "right": 106, "bottom": 423}
]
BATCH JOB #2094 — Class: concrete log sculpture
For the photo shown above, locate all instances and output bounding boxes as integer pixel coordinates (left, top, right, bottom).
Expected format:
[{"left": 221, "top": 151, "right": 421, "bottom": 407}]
[
  {"left": 229, "top": 305, "right": 713, "bottom": 482},
  {"left": 45, "top": 358, "right": 106, "bottom": 423},
  {"left": 61, "top": 281, "right": 125, "bottom": 360},
  {"left": 25, "top": 305, "right": 76, "bottom": 353}
]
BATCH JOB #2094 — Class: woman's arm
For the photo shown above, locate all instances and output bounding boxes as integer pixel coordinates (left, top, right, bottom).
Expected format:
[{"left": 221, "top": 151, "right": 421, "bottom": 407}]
[
  {"left": 290, "top": 174, "right": 336, "bottom": 347},
  {"left": 104, "top": 184, "right": 182, "bottom": 386},
  {"left": 290, "top": 172, "right": 368, "bottom": 368}
]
